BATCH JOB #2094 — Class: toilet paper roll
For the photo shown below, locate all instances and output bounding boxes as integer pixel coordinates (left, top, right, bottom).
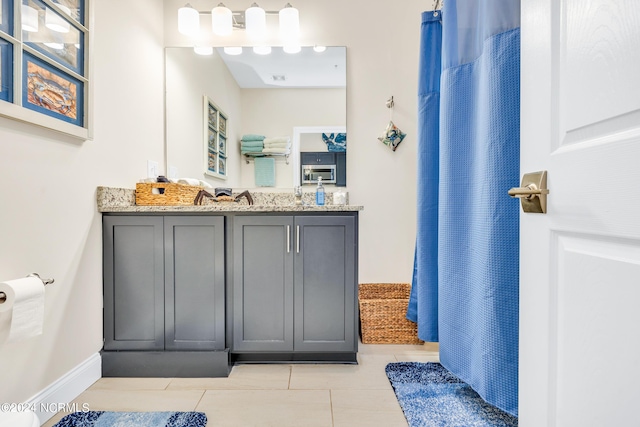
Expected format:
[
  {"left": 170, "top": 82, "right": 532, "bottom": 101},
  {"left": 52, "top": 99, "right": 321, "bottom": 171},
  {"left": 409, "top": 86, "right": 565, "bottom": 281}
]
[{"left": 0, "top": 277, "right": 45, "bottom": 342}]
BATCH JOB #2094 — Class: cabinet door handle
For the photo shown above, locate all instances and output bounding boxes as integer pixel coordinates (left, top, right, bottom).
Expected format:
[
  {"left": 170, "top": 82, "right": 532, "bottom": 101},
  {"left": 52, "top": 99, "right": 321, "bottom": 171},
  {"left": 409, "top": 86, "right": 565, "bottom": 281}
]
[
  {"left": 286, "top": 225, "right": 291, "bottom": 253},
  {"left": 296, "top": 225, "right": 300, "bottom": 253}
]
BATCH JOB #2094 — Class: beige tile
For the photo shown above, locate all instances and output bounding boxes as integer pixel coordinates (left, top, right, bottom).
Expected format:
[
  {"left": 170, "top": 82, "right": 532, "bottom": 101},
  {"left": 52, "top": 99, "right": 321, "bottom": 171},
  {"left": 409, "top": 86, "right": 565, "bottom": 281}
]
[
  {"left": 42, "top": 389, "right": 204, "bottom": 427},
  {"left": 89, "top": 377, "right": 172, "bottom": 391},
  {"left": 168, "top": 364, "right": 291, "bottom": 390},
  {"left": 197, "top": 389, "right": 332, "bottom": 427},
  {"left": 74, "top": 389, "right": 204, "bottom": 412},
  {"left": 289, "top": 354, "right": 396, "bottom": 390},
  {"left": 331, "top": 389, "right": 408, "bottom": 427},
  {"left": 394, "top": 351, "right": 440, "bottom": 363},
  {"left": 358, "top": 342, "right": 426, "bottom": 355}
]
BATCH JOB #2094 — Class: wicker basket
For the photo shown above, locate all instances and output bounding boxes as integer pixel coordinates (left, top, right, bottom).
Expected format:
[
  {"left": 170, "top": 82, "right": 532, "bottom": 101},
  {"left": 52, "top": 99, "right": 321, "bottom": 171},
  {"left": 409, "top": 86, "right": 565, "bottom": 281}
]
[
  {"left": 135, "top": 183, "right": 203, "bottom": 206},
  {"left": 358, "top": 283, "right": 422, "bottom": 344}
]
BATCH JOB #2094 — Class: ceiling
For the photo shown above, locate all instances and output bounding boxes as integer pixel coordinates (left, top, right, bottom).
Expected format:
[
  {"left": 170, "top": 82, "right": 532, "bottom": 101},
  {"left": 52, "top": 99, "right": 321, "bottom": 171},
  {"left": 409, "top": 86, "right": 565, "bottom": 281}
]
[{"left": 216, "top": 46, "right": 346, "bottom": 89}]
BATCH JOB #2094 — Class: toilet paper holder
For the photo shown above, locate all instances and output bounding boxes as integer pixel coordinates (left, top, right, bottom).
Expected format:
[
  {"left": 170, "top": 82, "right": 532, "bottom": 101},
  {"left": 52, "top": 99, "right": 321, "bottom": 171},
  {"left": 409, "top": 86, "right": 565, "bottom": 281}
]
[{"left": 0, "top": 273, "right": 54, "bottom": 303}]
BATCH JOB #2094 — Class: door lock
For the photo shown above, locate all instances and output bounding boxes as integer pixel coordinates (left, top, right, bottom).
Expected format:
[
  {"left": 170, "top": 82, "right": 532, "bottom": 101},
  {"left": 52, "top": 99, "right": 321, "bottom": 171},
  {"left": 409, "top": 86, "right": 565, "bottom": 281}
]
[{"left": 509, "top": 171, "right": 549, "bottom": 213}]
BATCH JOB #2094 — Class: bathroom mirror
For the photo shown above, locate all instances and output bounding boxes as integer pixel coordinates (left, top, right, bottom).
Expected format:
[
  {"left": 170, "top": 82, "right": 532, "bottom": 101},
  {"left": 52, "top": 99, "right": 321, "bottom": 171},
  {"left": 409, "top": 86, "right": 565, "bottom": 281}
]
[{"left": 165, "top": 46, "right": 347, "bottom": 188}]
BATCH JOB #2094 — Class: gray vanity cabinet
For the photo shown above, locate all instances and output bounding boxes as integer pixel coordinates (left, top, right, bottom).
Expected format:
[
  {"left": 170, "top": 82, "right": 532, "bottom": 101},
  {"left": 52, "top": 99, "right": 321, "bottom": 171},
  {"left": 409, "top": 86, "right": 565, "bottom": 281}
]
[
  {"left": 103, "top": 216, "right": 165, "bottom": 351},
  {"left": 102, "top": 215, "right": 228, "bottom": 377},
  {"left": 232, "top": 214, "right": 357, "bottom": 359},
  {"left": 164, "top": 216, "right": 225, "bottom": 351}
]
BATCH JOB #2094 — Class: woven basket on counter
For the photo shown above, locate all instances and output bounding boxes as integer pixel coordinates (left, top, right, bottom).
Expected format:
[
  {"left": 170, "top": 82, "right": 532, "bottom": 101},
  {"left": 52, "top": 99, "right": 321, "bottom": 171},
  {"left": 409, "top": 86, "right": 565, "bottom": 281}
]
[
  {"left": 358, "top": 283, "right": 422, "bottom": 344},
  {"left": 135, "top": 182, "right": 203, "bottom": 206}
]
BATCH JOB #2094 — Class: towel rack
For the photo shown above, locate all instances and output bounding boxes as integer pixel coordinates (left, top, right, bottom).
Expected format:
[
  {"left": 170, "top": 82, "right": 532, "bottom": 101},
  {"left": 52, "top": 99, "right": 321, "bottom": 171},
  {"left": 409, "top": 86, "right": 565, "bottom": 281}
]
[
  {"left": 244, "top": 153, "right": 290, "bottom": 165},
  {"left": 0, "top": 273, "right": 54, "bottom": 303}
]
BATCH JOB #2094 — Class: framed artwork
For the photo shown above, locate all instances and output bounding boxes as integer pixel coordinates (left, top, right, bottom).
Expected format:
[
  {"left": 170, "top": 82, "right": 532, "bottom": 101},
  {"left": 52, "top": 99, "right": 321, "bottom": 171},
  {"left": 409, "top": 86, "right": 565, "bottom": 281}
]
[
  {"left": 207, "top": 149, "right": 216, "bottom": 173},
  {"left": 219, "top": 114, "right": 227, "bottom": 136},
  {"left": 0, "top": 38, "right": 12, "bottom": 102},
  {"left": 23, "top": 52, "right": 83, "bottom": 126},
  {"left": 203, "top": 96, "right": 228, "bottom": 180},
  {"left": 218, "top": 134, "right": 226, "bottom": 156},
  {"left": 208, "top": 128, "right": 217, "bottom": 152},
  {"left": 218, "top": 156, "right": 226, "bottom": 176},
  {"left": 208, "top": 105, "right": 217, "bottom": 130},
  {"left": 0, "top": 0, "right": 89, "bottom": 137}
]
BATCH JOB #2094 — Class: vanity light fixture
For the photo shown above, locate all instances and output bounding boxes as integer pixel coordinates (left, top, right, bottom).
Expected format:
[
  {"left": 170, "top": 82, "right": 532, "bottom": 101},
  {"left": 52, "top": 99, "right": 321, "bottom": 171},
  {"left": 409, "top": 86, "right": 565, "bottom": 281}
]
[
  {"left": 45, "top": 4, "right": 71, "bottom": 33},
  {"left": 22, "top": 4, "right": 39, "bottom": 32},
  {"left": 177, "top": 3, "right": 300, "bottom": 52},
  {"left": 313, "top": 45, "right": 327, "bottom": 53}
]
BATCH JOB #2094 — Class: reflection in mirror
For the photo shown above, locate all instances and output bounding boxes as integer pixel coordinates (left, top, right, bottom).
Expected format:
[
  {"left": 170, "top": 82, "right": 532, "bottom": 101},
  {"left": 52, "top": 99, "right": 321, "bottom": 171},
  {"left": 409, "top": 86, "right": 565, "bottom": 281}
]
[{"left": 165, "top": 46, "right": 346, "bottom": 189}]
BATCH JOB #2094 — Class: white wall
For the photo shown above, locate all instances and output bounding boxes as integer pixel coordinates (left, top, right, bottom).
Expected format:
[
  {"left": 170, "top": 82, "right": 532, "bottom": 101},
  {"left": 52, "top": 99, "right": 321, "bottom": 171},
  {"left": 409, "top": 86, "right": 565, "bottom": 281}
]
[
  {"left": 0, "top": 0, "right": 165, "bottom": 404},
  {"left": 166, "top": 47, "right": 243, "bottom": 187},
  {"left": 164, "top": 0, "right": 426, "bottom": 284}
]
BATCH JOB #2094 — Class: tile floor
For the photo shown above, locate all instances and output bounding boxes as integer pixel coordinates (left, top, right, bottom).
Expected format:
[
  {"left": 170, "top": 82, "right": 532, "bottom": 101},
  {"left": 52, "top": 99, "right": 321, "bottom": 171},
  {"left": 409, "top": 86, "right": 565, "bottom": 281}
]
[{"left": 43, "top": 342, "right": 439, "bottom": 427}]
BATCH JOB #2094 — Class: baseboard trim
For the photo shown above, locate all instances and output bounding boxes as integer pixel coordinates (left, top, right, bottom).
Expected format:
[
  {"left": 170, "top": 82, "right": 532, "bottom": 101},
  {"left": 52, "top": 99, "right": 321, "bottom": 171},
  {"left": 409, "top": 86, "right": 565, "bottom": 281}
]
[{"left": 25, "top": 353, "right": 101, "bottom": 425}]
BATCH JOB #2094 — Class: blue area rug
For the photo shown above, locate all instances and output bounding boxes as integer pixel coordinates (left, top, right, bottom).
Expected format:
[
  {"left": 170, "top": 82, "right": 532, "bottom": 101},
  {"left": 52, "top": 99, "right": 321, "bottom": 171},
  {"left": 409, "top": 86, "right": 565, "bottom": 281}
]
[
  {"left": 386, "top": 362, "right": 518, "bottom": 427},
  {"left": 53, "top": 411, "right": 207, "bottom": 427}
]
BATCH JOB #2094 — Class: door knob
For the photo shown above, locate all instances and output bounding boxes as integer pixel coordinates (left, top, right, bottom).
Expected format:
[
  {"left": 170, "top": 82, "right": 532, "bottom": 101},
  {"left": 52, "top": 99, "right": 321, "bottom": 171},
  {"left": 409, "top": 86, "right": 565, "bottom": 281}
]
[{"left": 509, "top": 171, "right": 549, "bottom": 213}]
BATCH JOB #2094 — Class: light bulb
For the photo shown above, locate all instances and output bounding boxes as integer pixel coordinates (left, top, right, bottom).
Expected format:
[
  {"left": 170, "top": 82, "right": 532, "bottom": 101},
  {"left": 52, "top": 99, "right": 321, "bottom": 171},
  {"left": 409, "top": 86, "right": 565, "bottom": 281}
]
[
  {"left": 283, "top": 44, "right": 301, "bottom": 54},
  {"left": 22, "top": 5, "right": 39, "bottom": 32},
  {"left": 253, "top": 46, "right": 272, "bottom": 55},
  {"left": 44, "top": 42, "right": 64, "bottom": 50},
  {"left": 178, "top": 4, "right": 200, "bottom": 36},
  {"left": 45, "top": 4, "right": 71, "bottom": 33},
  {"left": 279, "top": 3, "right": 299, "bottom": 41},
  {"left": 211, "top": 3, "right": 232, "bottom": 36},
  {"left": 194, "top": 46, "right": 213, "bottom": 55},
  {"left": 313, "top": 45, "right": 327, "bottom": 53},
  {"left": 224, "top": 47, "right": 243, "bottom": 55},
  {"left": 245, "top": 3, "right": 266, "bottom": 40}
]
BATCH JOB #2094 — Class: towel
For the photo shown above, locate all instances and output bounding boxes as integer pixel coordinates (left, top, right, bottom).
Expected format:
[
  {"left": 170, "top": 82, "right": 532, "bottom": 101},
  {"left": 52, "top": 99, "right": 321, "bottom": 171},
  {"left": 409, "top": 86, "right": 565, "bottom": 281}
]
[
  {"left": 263, "top": 136, "right": 290, "bottom": 145},
  {"left": 241, "top": 140, "right": 264, "bottom": 147},
  {"left": 262, "top": 147, "right": 291, "bottom": 154},
  {"left": 254, "top": 157, "right": 276, "bottom": 187},
  {"left": 241, "top": 134, "right": 266, "bottom": 142},
  {"left": 263, "top": 141, "right": 291, "bottom": 149}
]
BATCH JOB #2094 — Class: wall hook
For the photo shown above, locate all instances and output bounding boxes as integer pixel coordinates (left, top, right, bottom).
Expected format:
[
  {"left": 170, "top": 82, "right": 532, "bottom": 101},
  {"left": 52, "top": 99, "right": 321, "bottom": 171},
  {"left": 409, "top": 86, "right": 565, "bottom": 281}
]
[{"left": 386, "top": 96, "right": 394, "bottom": 109}]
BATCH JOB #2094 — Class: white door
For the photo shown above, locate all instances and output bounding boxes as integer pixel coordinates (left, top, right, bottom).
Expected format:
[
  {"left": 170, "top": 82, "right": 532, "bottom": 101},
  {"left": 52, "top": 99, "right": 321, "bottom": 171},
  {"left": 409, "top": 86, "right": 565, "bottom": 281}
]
[{"left": 520, "top": 1, "right": 640, "bottom": 426}]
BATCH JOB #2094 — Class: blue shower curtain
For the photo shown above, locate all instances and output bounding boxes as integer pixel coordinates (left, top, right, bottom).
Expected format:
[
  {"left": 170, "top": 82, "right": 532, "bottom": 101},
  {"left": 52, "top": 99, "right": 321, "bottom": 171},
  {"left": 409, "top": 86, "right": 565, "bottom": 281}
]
[{"left": 408, "top": 0, "right": 521, "bottom": 417}]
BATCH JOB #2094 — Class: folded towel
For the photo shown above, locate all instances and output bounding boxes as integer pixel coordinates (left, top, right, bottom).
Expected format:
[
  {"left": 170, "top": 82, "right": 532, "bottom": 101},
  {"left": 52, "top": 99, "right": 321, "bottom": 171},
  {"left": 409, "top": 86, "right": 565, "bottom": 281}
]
[
  {"left": 177, "top": 178, "right": 201, "bottom": 186},
  {"left": 241, "top": 134, "right": 266, "bottom": 142},
  {"left": 262, "top": 147, "right": 291, "bottom": 154},
  {"left": 263, "top": 136, "right": 290, "bottom": 145},
  {"left": 254, "top": 157, "right": 275, "bottom": 187},
  {"left": 241, "top": 144, "right": 264, "bottom": 151},
  {"left": 241, "top": 150, "right": 265, "bottom": 155},
  {"left": 263, "top": 141, "right": 291, "bottom": 149}
]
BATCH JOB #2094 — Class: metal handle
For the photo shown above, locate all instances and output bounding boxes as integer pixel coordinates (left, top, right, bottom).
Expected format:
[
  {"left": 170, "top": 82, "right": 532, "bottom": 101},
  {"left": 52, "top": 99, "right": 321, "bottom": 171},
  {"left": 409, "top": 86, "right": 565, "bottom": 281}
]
[
  {"left": 509, "top": 170, "right": 549, "bottom": 214},
  {"left": 296, "top": 225, "right": 300, "bottom": 254},
  {"left": 508, "top": 184, "right": 549, "bottom": 199},
  {"left": 286, "top": 226, "right": 290, "bottom": 253}
]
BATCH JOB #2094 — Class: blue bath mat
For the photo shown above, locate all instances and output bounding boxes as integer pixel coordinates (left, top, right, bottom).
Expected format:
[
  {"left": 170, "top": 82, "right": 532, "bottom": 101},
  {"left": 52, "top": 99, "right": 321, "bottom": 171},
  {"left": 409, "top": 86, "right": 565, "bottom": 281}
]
[
  {"left": 53, "top": 411, "right": 207, "bottom": 427},
  {"left": 386, "top": 362, "right": 518, "bottom": 427}
]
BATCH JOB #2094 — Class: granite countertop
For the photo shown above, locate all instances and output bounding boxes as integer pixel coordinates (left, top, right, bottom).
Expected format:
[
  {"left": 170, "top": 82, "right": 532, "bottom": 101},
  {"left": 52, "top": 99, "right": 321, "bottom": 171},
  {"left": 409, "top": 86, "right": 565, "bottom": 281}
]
[{"left": 97, "top": 186, "right": 363, "bottom": 213}]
